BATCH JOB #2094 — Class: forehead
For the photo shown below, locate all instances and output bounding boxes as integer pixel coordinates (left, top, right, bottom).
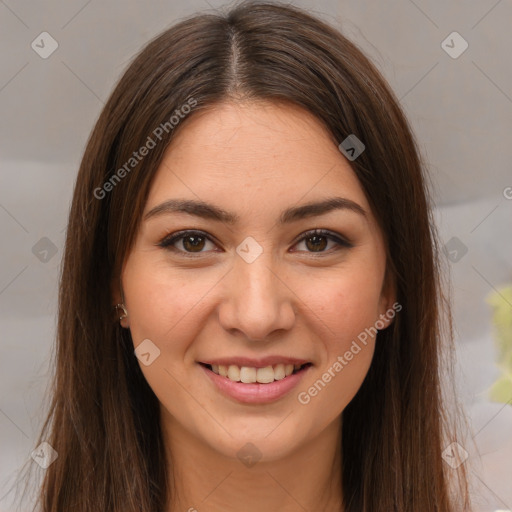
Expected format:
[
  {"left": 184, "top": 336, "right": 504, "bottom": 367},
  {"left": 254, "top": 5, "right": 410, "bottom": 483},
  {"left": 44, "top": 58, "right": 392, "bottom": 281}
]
[{"left": 146, "top": 100, "right": 372, "bottom": 221}]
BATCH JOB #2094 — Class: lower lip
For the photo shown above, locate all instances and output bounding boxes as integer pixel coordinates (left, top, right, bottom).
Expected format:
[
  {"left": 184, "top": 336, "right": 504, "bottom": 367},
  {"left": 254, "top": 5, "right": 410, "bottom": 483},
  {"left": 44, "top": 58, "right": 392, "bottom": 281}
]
[{"left": 199, "top": 364, "right": 312, "bottom": 404}]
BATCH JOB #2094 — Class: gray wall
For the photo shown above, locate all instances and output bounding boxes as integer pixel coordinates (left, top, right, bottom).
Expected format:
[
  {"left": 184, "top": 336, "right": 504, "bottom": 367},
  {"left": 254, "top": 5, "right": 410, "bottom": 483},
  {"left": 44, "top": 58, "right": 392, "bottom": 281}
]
[{"left": 1, "top": 1, "right": 511, "bottom": 510}]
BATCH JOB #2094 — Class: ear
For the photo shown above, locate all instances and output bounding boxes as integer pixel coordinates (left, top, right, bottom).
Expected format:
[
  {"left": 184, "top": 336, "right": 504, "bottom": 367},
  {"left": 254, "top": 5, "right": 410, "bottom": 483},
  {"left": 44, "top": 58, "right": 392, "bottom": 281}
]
[
  {"left": 111, "top": 276, "right": 122, "bottom": 305},
  {"left": 111, "top": 275, "right": 130, "bottom": 328},
  {"left": 377, "top": 266, "right": 398, "bottom": 330}
]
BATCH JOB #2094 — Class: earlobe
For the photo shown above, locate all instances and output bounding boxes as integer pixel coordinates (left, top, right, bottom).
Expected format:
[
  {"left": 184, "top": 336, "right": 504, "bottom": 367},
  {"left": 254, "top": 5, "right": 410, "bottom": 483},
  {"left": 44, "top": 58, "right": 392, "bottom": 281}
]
[
  {"left": 377, "top": 297, "right": 401, "bottom": 330},
  {"left": 376, "top": 310, "right": 392, "bottom": 330},
  {"left": 114, "top": 303, "right": 130, "bottom": 328},
  {"left": 111, "top": 275, "right": 129, "bottom": 328},
  {"left": 378, "top": 268, "right": 398, "bottom": 330}
]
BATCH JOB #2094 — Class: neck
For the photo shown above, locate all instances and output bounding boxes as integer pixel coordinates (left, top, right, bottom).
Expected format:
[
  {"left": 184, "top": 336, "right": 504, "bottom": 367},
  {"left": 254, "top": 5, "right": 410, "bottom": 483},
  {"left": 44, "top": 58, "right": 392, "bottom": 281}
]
[{"left": 162, "top": 413, "right": 344, "bottom": 512}]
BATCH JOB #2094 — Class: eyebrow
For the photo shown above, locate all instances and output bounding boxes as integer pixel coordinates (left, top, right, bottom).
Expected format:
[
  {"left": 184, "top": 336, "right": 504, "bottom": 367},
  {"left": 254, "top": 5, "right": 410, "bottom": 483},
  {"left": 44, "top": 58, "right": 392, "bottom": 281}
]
[{"left": 144, "top": 197, "right": 367, "bottom": 224}]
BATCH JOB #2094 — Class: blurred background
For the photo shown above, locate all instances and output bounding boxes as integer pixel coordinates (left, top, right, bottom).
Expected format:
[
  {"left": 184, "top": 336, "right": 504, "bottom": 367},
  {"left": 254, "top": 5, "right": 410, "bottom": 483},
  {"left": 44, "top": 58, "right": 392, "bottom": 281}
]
[{"left": 1, "top": 0, "right": 511, "bottom": 510}]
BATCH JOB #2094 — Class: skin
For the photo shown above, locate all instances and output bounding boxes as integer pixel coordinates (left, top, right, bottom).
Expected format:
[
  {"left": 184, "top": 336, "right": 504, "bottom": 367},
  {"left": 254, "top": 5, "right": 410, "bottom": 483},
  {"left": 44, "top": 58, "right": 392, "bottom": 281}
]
[{"left": 114, "top": 100, "right": 395, "bottom": 512}]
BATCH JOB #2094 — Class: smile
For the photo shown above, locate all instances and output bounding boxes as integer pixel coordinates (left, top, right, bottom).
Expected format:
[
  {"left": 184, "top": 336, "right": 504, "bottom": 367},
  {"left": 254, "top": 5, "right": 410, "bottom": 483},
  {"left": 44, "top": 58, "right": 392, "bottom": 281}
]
[
  {"left": 200, "top": 362, "right": 312, "bottom": 384},
  {"left": 198, "top": 361, "right": 313, "bottom": 404}
]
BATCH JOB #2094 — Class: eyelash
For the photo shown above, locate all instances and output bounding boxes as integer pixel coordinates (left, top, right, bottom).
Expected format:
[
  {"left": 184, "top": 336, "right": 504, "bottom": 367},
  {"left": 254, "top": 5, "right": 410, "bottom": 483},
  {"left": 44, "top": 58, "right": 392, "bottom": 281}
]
[{"left": 157, "top": 228, "right": 353, "bottom": 257}]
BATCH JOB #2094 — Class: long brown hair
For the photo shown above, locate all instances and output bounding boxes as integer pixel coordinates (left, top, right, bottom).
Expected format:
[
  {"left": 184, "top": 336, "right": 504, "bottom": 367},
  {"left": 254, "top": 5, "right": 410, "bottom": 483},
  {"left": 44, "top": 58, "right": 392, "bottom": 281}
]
[{"left": 19, "top": 1, "right": 470, "bottom": 510}]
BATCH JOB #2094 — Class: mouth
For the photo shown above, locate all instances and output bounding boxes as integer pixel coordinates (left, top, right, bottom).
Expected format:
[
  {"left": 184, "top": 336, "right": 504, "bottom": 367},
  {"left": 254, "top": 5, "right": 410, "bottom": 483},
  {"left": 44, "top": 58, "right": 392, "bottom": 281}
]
[
  {"left": 198, "top": 359, "right": 313, "bottom": 404},
  {"left": 199, "top": 362, "right": 313, "bottom": 384}
]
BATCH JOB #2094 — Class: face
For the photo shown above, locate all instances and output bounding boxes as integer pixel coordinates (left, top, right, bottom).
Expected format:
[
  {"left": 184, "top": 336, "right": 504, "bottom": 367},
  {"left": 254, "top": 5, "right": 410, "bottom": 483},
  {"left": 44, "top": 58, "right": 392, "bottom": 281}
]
[{"left": 116, "top": 100, "right": 395, "bottom": 462}]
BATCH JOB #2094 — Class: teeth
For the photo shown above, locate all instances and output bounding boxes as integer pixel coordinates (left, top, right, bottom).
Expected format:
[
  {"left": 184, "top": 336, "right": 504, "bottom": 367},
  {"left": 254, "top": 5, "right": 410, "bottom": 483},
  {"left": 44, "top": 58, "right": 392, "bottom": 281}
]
[
  {"left": 240, "top": 366, "right": 257, "bottom": 383},
  {"left": 208, "top": 362, "right": 306, "bottom": 383},
  {"left": 227, "top": 365, "right": 241, "bottom": 382},
  {"left": 256, "top": 366, "right": 274, "bottom": 383},
  {"left": 273, "top": 363, "right": 285, "bottom": 380}
]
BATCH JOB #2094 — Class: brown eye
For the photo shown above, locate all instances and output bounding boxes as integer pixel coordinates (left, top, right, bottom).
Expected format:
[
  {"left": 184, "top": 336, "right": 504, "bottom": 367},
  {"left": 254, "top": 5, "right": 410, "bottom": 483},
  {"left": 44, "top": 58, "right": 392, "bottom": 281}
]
[
  {"left": 182, "top": 234, "right": 206, "bottom": 252},
  {"left": 304, "top": 234, "right": 328, "bottom": 252},
  {"left": 292, "top": 229, "right": 352, "bottom": 254},
  {"left": 158, "top": 230, "right": 218, "bottom": 255}
]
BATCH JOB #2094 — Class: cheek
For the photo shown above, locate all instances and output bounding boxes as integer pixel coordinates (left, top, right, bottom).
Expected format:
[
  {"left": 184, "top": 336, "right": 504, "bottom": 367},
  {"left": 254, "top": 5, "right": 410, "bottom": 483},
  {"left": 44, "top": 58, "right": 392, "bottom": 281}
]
[
  {"left": 122, "top": 260, "right": 219, "bottom": 348},
  {"left": 298, "top": 342, "right": 375, "bottom": 425},
  {"left": 298, "top": 264, "right": 384, "bottom": 346},
  {"left": 292, "top": 256, "right": 382, "bottom": 408},
  {"left": 296, "top": 275, "right": 379, "bottom": 418},
  {"left": 317, "top": 281, "right": 378, "bottom": 390},
  {"left": 121, "top": 261, "right": 213, "bottom": 414}
]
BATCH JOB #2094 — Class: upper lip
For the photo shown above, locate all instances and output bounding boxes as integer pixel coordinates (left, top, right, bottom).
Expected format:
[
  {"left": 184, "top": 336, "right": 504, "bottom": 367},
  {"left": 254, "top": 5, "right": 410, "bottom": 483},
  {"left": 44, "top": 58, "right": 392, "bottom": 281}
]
[{"left": 199, "top": 357, "right": 311, "bottom": 368}]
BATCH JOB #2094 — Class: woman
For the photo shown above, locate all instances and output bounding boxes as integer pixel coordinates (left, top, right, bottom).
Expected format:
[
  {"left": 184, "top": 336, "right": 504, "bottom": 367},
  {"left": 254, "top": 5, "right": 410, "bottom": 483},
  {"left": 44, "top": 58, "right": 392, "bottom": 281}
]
[{"left": 25, "top": 1, "right": 471, "bottom": 510}]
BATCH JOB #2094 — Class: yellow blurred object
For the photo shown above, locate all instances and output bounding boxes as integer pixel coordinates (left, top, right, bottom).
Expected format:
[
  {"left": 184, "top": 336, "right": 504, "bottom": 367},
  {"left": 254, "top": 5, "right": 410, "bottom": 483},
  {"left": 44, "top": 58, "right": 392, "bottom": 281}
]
[{"left": 486, "top": 284, "right": 512, "bottom": 404}]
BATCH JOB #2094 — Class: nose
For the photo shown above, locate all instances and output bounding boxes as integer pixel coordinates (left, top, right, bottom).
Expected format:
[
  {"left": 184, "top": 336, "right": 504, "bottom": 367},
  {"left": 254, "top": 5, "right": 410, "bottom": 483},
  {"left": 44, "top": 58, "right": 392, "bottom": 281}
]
[{"left": 217, "top": 250, "right": 296, "bottom": 342}]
